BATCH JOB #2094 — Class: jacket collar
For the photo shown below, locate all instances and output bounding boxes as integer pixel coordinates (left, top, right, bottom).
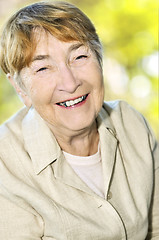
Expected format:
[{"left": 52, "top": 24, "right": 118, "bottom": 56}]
[
  {"left": 22, "top": 102, "right": 117, "bottom": 175},
  {"left": 22, "top": 107, "right": 61, "bottom": 174}
]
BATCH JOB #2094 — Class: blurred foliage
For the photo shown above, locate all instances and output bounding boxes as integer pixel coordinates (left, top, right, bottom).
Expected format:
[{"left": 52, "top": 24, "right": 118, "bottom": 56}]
[{"left": 0, "top": 0, "right": 158, "bottom": 138}]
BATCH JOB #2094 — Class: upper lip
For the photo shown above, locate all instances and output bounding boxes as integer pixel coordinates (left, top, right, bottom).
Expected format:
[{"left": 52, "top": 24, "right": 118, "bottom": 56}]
[{"left": 56, "top": 94, "right": 88, "bottom": 104}]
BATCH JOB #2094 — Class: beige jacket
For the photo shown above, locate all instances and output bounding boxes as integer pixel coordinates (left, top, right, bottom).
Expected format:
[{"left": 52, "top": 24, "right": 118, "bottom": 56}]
[{"left": 0, "top": 100, "right": 158, "bottom": 240}]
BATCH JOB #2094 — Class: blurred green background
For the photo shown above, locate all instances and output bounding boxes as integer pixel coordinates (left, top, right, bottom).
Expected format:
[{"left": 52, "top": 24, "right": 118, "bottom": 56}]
[{"left": 0, "top": 0, "right": 158, "bottom": 138}]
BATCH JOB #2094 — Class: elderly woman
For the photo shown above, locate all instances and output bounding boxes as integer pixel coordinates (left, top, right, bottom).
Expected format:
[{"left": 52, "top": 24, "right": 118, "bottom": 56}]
[{"left": 0, "top": 1, "right": 158, "bottom": 239}]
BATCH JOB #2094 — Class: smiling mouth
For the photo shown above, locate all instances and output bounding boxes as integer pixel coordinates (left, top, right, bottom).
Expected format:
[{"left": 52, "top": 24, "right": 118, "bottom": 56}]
[{"left": 56, "top": 94, "right": 88, "bottom": 108}]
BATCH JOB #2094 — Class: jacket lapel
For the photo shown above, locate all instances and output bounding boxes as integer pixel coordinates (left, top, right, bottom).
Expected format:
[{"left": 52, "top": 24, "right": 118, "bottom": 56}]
[
  {"left": 97, "top": 106, "right": 118, "bottom": 199},
  {"left": 99, "top": 125, "right": 118, "bottom": 199}
]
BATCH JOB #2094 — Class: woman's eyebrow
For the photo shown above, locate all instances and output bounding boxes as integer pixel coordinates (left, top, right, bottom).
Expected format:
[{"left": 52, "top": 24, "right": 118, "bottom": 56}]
[
  {"left": 32, "top": 54, "right": 50, "bottom": 62},
  {"left": 68, "top": 43, "right": 85, "bottom": 53}
]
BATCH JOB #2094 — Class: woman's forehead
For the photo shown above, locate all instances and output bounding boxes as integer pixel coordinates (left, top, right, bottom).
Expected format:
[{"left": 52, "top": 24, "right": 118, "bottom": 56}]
[{"left": 31, "top": 30, "right": 89, "bottom": 59}]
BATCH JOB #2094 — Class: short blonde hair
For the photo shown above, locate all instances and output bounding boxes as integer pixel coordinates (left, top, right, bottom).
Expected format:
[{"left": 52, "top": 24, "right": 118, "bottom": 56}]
[{"left": 0, "top": 1, "right": 102, "bottom": 75}]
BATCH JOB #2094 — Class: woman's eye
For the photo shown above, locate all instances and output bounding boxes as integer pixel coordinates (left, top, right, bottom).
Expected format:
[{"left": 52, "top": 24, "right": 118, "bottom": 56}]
[
  {"left": 70, "top": 53, "right": 90, "bottom": 67},
  {"left": 76, "top": 55, "right": 88, "bottom": 60},
  {"left": 37, "top": 67, "right": 48, "bottom": 72}
]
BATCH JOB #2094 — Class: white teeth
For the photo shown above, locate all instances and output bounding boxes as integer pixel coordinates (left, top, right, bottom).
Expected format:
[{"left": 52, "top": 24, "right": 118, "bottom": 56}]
[
  {"left": 66, "top": 101, "right": 70, "bottom": 107},
  {"left": 59, "top": 95, "right": 86, "bottom": 107}
]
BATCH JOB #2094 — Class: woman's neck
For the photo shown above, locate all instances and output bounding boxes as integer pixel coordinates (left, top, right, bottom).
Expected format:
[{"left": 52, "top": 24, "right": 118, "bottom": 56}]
[{"left": 52, "top": 121, "right": 99, "bottom": 156}]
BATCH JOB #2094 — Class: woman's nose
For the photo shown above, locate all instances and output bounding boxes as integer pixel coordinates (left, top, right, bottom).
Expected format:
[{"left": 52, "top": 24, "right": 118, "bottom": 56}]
[{"left": 57, "top": 64, "right": 82, "bottom": 93}]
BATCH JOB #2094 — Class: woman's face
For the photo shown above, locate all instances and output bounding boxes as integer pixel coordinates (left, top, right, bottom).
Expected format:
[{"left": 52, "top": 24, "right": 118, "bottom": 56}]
[{"left": 20, "top": 30, "right": 104, "bottom": 137}]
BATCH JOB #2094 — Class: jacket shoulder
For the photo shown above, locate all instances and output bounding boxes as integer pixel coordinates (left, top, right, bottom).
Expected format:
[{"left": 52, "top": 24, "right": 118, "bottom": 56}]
[
  {"left": 102, "top": 100, "right": 158, "bottom": 166},
  {"left": 103, "top": 100, "right": 146, "bottom": 128},
  {"left": 0, "top": 107, "right": 28, "bottom": 143},
  {"left": 102, "top": 100, "right": 156, "bottom": 148}
]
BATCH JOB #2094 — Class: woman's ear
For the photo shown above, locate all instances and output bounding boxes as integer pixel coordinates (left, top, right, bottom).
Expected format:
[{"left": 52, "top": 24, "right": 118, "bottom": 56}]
[{"left": 7, "top": 73, "right": 32, "bottom": 108}]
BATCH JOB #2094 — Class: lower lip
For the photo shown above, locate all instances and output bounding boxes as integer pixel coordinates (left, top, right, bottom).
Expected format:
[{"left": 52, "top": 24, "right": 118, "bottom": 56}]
[{"left": 57, "top": 94, "right": 89, "bottom": 109}]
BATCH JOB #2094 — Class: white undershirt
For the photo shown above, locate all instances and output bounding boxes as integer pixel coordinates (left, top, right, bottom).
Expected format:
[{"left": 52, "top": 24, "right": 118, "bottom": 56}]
[{"left": 63, "top": 146, "right": 105, "bottom": 198}]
